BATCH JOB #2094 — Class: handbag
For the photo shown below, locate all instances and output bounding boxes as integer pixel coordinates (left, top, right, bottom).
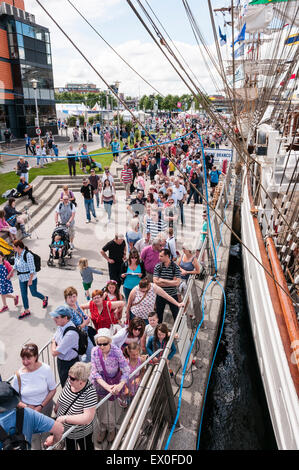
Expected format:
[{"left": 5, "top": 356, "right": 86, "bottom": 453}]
[{"left": 106, "top": 301, "right": 119, "bottom": 336}]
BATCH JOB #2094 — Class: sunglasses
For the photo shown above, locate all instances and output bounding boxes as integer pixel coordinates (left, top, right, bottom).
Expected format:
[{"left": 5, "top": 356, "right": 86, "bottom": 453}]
[
  {"left": 68, "top": 376, "right": 77, "bottom": 382},
  {"left": 134, "top": 327, "right": 142, "bottom": 331},
  {"left": 98, "top": 342, "right": 109, "bottom": 347}
]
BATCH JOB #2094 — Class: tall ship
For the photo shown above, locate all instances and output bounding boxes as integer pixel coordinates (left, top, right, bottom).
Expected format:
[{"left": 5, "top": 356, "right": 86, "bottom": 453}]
[{"left": 222, "top": 0, "right": 299, "bottom": 450}]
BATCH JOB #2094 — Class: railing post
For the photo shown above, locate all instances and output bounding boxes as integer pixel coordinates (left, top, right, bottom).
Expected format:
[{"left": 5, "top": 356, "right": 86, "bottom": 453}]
[{"left": 161, "top": 363, "right": 179, "bottom": 427}]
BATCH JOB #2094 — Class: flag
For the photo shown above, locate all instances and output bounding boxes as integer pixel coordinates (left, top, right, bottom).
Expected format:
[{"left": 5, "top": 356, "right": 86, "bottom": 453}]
[
  {"left": 234, "top": 44, "right": 245, "bottom": 58},
  {"left": 218, "top": 26, "right": 227, "bottom": 46},
  {"left": 231, "top": 23, "right": 246, "bottom": 46},
  {"left": 280, "top": 73, "right": 296, "bottom": 86},
  {"left": 285, "top": 34, "right": 299, "bottom": 46},
  {"left": 247, "top": 46, "right": 254, "bottom": 53},
  {"left": 249, "top": 0, "right": 292, "bottom": 4}
]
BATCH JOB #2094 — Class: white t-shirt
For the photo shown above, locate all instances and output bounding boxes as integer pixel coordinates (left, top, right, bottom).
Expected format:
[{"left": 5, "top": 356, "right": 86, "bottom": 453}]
[{"left": 12, "top": 363, "right": 56, "bottom": 406}]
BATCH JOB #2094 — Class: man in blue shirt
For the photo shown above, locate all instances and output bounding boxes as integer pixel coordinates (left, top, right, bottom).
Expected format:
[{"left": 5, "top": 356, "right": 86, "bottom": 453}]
[
  {"left": 24, "top": 134, "right": 32, "bottom": 155},
  {"left": 0, "top": 382, "right": 63, "bottom": 449},
  {"left": 16, "top": 176, "right": 38, "bottom": 205},
  {"left": 111, "top": 138, "right": 120, "bottom": 162},
  {"left": 209, "top": 166, "right": 223, "bottom": 195}
]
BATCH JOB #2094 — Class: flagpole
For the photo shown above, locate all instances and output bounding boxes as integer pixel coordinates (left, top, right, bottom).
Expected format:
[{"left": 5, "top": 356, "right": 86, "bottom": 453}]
[{"left": 231, "top": 0, "right": 236, "bottom": 120}]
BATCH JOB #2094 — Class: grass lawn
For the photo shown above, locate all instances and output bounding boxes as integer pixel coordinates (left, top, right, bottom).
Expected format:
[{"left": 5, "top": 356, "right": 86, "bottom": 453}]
[{"left": 0, "top": 148, "right": 113, "bottom": 205}]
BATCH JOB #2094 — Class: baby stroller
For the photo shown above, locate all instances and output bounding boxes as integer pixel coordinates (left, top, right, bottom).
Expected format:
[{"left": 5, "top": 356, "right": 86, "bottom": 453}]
[
  {"left": 88, "top": 130, "right": 93, "bottom": 142},
  {"left": 47, "top": 224, "right": 72, "bottom": 267}
]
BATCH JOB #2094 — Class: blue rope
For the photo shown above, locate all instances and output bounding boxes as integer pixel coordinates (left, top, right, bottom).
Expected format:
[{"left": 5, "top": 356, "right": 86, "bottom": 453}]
[
  {"left": 0, "top": 131, "right": 193, "bottom": 159},
  {"left": 164, "top": 130, "right": 229, "bottom": 450}
]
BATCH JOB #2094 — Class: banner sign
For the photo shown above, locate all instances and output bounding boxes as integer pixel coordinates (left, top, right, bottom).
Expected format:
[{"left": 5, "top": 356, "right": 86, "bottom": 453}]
[{"left": 204, "top": 148, "right": 233, "bottom": 164}]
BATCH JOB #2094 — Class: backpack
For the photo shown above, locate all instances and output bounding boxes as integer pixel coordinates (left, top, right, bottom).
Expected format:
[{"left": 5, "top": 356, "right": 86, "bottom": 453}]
[
  {"left": 24, "top": 248, "right": 41, "bottom": 272},
  {"left": 0, "top": 408, "right": 30, "bottom": 450},
  {"left": 59, "top": 201, "right": 74, "bottom": 211},
  {"left": 63, "top": 326, "right": 88, "bottom": 356},
  {"left": 164, "top": 158, "right": 169, "bottom": 166}
]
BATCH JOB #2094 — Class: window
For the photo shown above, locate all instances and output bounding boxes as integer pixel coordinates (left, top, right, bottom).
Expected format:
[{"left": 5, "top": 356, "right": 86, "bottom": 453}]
[
  {"left": 23, "top": 24, "right": 35, "bottom": 38},
  {"left": 15, "top": 21, "right": 22, "bottom": 35},
  {"left": 17, "top": 34, "right": 24, "bottom": 48},
  {"left": 19, "top": 48, "right": 25, "bottom": 60}
]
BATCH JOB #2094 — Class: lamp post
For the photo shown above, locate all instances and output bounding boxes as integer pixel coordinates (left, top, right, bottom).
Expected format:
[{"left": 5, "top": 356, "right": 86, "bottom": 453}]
[
  {"left": 114, "top": 81, "right": 121, "bottom": 142},
  {"left": 31, "top": 78, "right": 41, "bottom": 147}
]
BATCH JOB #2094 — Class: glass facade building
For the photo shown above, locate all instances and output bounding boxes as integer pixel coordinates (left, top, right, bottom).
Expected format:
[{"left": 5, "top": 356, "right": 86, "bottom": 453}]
[{"left": 0, "top": 1, "right": 57, "bottom": 140}]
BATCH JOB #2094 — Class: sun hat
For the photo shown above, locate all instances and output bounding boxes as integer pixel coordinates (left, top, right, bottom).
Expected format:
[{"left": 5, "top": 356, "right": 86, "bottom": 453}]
[
  {"left": 0, "top": 382, "right": 20, "bottom": 413},
  {"left": 94, "top": 328, "right": 112, "bottom": 343},
  {"left": 49, "top": 305, "right": 73, "bottom": 319}
]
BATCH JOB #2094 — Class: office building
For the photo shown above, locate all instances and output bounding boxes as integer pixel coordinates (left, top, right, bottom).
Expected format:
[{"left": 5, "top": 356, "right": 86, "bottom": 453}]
[{"left": 0, "top": 0, "right": 57, "bottom": 140}]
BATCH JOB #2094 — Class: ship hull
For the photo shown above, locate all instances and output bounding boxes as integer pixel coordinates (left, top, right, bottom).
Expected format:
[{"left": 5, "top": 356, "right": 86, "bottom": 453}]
[{"left": 241, "top": 173, "right": 299, "bottom": 450}]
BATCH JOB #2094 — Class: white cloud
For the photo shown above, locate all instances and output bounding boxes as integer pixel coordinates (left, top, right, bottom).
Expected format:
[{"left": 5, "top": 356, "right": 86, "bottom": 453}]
[{"left": 24, "top": 0, "right": 221, "bottom": 97}]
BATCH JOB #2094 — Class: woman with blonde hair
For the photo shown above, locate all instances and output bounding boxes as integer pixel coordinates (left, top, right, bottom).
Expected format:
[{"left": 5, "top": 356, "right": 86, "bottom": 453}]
[
  {"left": 54, "top": 362, "right": 98, "bottom": 450},
  {"left": 60, "top": 185, "right": 76, "bottom": 206},
  {"left": 177, "top": 242, "right": 200, "bottom": 296},
  {"left": 90, "top": 328, "right": 130, "bottom": 443},
  {"left": 125, "top": 217, "right": 142, "bottom": 253}
]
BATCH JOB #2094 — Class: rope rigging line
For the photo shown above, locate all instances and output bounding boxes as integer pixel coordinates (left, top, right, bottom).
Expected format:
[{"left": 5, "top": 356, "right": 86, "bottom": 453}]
[
  {"left": 126, "top": 0, "right": 299, "bottom": 240},
  {"left": 34, "top": 0, "right": 296, "bottom": 304},
  {"left": 66, "top": 0, "right": 165, "bottom": 98}
]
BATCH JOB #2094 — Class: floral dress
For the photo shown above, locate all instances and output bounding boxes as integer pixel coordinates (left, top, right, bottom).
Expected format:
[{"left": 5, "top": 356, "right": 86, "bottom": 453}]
[{"left": 0, "top": 261, "right": 13, "bottom": 295}]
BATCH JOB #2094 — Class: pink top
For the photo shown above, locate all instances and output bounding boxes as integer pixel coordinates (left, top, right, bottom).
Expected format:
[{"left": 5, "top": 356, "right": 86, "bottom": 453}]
[
  {"left": 0, "top": 218, "right": 9, "bottom": 230},
  {"left": 140, "top": 246, "right": 160, "bottom": 274}
]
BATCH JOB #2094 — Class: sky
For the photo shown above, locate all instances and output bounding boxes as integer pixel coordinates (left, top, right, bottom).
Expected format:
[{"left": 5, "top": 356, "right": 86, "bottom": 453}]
[{"left": 24, "top": 0, "right": 232, "bottom": 97}]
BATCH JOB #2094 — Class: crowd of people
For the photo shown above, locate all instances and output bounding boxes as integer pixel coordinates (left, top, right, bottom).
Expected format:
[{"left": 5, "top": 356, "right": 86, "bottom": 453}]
[{"left": 0, "top": 116, "right": 229, "bottom": 449}]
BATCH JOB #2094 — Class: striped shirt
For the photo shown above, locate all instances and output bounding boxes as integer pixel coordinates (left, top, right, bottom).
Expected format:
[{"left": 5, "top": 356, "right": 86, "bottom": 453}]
[
  {"left": 146, "top": 218, "right": 167, "bottom": 239},
  {"left": 57, "top": 380, "right": 98, "bottom": 439},
  {"left": 153, "top": 261, "right": 181, "bottom": 296},
  {"left": 121, "top": 168, "right": 133, "bottom": 184}
]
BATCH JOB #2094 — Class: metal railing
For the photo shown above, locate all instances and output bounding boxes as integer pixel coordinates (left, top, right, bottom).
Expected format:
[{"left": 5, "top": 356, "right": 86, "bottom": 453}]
[
  {"left": 47, "top": 349, "right": 163, "bottom": 450},
  {"left": 110, "top": 162, "right": 234, "bottom": 450}
]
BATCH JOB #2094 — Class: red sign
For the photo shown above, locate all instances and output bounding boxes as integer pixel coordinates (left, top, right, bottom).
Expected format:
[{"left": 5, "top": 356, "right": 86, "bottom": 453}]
[
  {"left": 177, "top": 102, "right": 182, "bottom": 108},
  {"left": 36, "top": 127, "right": 41, "bottom": 135}
]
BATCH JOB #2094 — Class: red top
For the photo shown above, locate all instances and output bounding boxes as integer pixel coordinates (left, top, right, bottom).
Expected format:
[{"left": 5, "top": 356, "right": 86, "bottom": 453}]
[{"left": 90, "top": 300, "right": 118, "bottom": 330}]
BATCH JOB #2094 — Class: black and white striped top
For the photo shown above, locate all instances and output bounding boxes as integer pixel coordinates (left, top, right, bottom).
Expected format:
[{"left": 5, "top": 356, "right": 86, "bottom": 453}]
[
  {"left": 146, "top": 218, "right": 167, "bottom": 239},
  {"left": 57, "top": 380, "right": 98, "bottom": 440},
  {"left": 153, "top": 261, "right": 181, "bottom": 296}
]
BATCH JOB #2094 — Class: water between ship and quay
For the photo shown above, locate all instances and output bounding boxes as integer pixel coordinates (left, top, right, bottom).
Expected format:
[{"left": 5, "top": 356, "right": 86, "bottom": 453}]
[{"left": 199, "top": 176, "right": 277, "bottom": 451}]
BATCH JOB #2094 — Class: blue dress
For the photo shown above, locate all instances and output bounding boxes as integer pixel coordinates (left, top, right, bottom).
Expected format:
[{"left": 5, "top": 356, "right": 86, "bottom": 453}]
[{"left": 0, "top": 263, "right": 13, "bottom": 295}]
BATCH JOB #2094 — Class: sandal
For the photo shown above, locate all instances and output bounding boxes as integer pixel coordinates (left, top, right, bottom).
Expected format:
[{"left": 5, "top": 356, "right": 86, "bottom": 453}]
[{"left": 42, "top": 296, "right": 48, "bottom": 308}]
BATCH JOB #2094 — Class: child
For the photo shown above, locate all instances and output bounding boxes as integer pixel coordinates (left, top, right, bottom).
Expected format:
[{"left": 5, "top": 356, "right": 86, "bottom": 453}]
[
  {"left": 136, "top": 172, "right": 145, "bottom": 191},
  {"left": 146, "top": 323, "right": 176, "bottom": 368},
  {"left": 141, "top": 311, "right": 159, "bottom": 352},
  {"left": 51, "top": 234, "right": 64, "bottom": 261},
  {"left": 104, "top": 280, "right": 124, "bottom": 321},
  {"left": 0, "top": 251, "right": 18, "bottom": 313},
  {"left": 119, "top": 343, "right": 146, "bottom": 407},
  {"left": 78, "top": 258, "right": 103, "bottom": 300}
]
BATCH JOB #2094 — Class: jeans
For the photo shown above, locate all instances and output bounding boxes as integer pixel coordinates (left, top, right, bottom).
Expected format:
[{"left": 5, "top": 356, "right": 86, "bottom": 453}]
[
  {"left": 94, "top": 191, "right": 100, "bottom": 207},
  {"left": 104, "top": 201, "right": 113, "bottom": 220},
  {"left": 84, "top": 198, "right": 96, "bottom": 221},
  {"left": 19, "top": 278, "right": 44, "bottom": 310},
  {"left": 178, "top": 200, "right": 185, "bottom": 225},
  {"left": 123, "top": 286, "right": 132, "bottom": 302},
  {"left": 57, "top": 357, "right": 79, "bottom": 388}
]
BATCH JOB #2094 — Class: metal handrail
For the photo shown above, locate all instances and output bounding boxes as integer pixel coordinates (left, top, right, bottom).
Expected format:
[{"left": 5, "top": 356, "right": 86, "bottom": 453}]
[
  {"left": 120, "top": 162, "right": 233, "bottom": 449},
  {"left": 46, "top": 348, "right": 163, "bottom": 450}
]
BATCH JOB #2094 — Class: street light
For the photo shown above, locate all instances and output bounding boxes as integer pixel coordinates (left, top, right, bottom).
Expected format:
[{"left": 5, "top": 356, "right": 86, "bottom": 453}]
[
  {"left": 31, "top": 78, "right": 41, "bottom": 147},
  {"left": 114, "top": 81, "right": 121, "bottom": 142}
]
